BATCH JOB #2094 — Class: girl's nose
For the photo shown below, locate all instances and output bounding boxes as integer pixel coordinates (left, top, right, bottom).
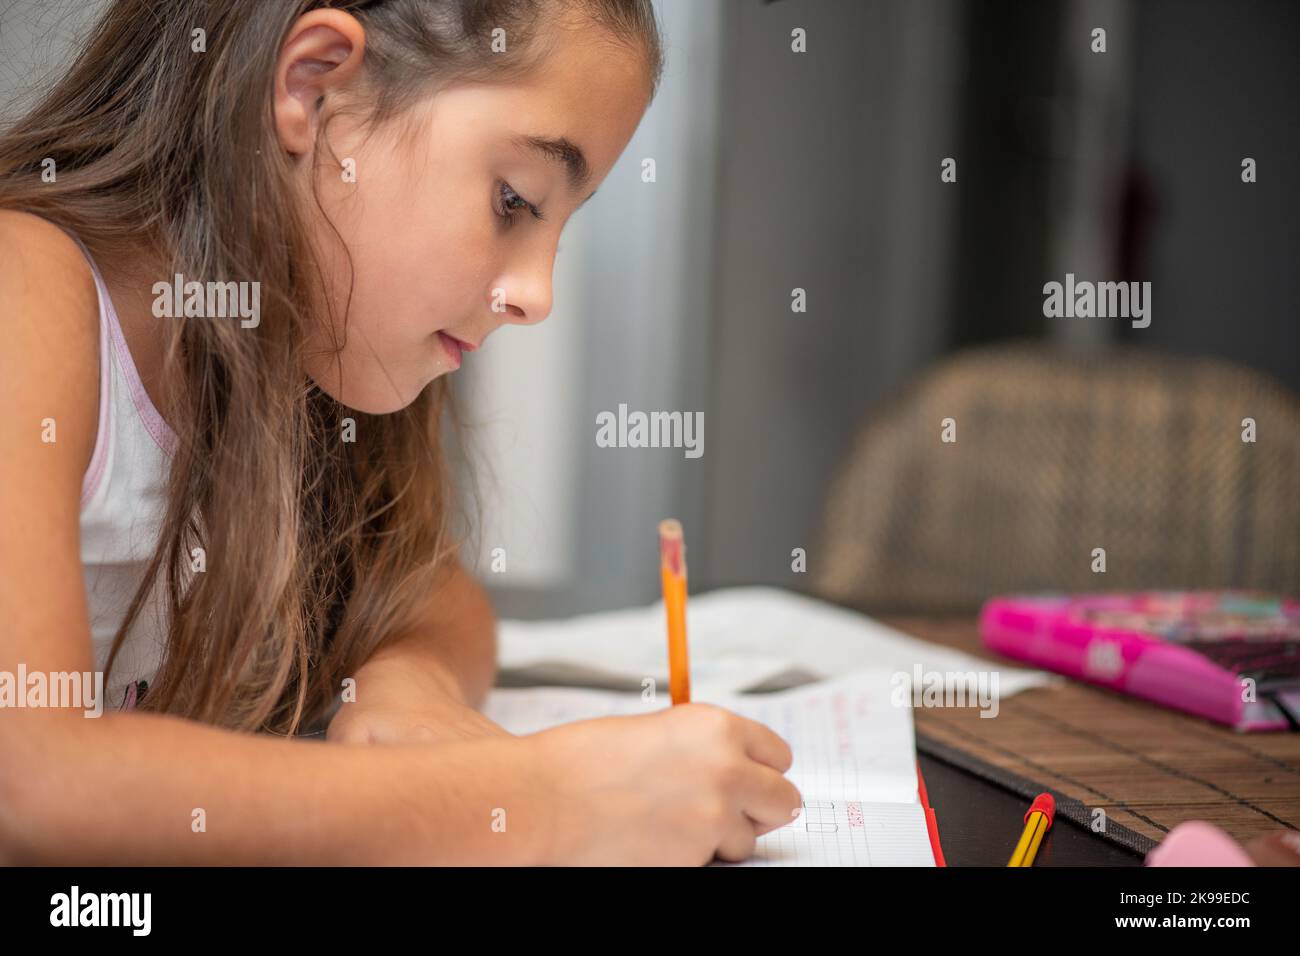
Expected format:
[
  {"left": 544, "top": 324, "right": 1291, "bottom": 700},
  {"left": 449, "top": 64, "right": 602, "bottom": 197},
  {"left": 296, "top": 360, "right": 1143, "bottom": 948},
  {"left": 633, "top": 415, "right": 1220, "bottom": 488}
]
[{"left": 492, "top": 269, "right": 553, "bottom": 327}]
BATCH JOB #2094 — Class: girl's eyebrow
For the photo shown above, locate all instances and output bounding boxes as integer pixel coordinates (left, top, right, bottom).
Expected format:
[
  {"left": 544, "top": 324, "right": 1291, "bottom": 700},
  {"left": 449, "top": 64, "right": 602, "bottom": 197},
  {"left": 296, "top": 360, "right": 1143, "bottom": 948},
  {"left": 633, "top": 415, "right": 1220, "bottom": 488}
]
[{"left": 511, "top": 133, "right": 597, "bottom": 206}]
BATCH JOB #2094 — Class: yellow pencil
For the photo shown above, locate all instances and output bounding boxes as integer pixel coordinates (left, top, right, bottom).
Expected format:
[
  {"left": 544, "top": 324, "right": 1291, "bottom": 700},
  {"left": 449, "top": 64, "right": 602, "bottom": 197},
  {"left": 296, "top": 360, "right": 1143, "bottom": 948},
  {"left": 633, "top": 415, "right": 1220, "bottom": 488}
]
[
  {"left": 1008, "top": 793, "right": 1055, "bottom": 866},
  {"left": 658, "top": 519, "right": 691, "bottom": 705}
]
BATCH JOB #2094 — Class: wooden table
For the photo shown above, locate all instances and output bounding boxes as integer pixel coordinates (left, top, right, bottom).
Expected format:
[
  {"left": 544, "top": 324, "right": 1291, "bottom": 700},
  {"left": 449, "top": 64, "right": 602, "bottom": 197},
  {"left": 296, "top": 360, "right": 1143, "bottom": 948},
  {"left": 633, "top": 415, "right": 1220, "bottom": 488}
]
[{"left": 880, "top": 615, "right": 1300, "bottom": 866}]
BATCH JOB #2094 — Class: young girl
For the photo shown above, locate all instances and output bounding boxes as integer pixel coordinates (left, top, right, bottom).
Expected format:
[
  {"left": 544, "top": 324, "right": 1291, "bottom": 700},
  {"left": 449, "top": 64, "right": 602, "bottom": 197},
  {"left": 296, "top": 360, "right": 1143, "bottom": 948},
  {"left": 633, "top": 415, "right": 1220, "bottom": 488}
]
[{"left": 0, "top": 0, "right": 799, "bottom": 865}]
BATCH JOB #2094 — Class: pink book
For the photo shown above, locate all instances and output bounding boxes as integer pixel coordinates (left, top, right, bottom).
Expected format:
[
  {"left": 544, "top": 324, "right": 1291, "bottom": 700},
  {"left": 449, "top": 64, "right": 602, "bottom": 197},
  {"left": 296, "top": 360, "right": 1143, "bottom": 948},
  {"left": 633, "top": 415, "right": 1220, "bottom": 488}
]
[{"left": 979, "top": 592, "right": 1300, "bottom": 731}]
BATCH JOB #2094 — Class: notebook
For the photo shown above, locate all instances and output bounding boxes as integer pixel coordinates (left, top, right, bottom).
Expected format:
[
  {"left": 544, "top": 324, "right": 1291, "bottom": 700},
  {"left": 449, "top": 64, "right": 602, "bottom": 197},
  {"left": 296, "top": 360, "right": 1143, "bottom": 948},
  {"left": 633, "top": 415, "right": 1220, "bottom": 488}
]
[{"left": 483, "top": 669, "right": 938, "bottom": 866}]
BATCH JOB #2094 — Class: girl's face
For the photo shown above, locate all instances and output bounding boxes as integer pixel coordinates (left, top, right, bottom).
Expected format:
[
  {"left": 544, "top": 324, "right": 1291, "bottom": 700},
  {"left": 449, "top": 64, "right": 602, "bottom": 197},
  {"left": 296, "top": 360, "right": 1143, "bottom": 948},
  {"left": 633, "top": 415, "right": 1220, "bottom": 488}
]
[{"left": 275, "top": 12, "right": 653, "bottom": 413}]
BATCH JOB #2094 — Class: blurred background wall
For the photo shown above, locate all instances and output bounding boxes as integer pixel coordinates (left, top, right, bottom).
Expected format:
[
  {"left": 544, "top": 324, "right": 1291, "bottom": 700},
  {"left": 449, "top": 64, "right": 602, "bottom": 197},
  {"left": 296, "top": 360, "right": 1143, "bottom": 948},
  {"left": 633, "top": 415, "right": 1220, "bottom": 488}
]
[{"left": 4, "top": 0, "right": 1296, "bottom": 617}]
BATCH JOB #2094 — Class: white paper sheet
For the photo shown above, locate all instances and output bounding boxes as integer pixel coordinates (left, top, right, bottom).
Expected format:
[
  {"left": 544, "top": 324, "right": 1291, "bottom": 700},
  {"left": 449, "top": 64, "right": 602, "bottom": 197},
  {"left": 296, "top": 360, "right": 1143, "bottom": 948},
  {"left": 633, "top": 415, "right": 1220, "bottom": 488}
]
[{"left": 497, "top": 586, "right": 1053, "bottom": 700}]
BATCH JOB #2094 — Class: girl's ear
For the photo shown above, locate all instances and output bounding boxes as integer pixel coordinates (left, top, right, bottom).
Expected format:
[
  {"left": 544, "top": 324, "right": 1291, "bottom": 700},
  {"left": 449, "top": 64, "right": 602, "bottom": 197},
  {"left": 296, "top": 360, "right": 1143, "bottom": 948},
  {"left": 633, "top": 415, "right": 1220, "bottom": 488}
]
[{"left": 274, "top": 10, "right": 367, "bottom": 157}]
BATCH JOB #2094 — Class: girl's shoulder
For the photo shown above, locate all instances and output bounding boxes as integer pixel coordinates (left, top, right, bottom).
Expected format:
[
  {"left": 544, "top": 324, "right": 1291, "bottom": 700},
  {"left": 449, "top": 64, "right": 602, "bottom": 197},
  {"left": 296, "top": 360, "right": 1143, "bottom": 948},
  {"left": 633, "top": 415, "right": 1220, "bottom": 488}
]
[
  {"left": 0, "top": 208, "right": 102, "bottom": 499},
  {"left": 0, "top": 208, "right": 98, "bottom": 318}
]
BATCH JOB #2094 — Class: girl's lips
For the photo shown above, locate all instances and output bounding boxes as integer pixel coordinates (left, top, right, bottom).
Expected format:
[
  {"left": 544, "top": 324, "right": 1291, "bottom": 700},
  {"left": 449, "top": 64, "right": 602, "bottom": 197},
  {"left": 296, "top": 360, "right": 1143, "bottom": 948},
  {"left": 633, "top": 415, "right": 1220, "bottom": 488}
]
[{"left": 437, "top": 331, "right": 462, "bottom": 367}]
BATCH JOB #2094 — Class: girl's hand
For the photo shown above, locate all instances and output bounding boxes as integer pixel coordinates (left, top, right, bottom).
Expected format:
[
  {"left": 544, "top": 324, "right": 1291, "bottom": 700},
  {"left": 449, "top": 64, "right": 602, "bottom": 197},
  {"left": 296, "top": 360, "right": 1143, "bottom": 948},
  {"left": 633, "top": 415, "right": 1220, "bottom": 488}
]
[
  {"left": 325, "top": 656, "right": 511, "bottom": 746},
  {"left": 526, "top": 702, "right": 802, "bottom": 865},
  {"left": 326, "top": 693, "right": 512, "bottom": 745}
]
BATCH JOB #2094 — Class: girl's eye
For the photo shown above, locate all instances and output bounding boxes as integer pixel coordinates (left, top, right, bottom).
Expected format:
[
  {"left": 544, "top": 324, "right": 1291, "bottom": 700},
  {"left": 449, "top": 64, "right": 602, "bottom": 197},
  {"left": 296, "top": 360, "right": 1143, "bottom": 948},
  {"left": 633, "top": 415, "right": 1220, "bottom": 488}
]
[{"left": 496, "top": 181, "right": 545, "bottom": 227}]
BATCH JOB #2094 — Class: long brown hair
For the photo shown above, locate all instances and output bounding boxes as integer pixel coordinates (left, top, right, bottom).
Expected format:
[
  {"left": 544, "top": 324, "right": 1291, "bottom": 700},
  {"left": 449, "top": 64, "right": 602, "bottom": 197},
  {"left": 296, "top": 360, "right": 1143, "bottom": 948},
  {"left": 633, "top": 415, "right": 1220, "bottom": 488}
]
[{"left": 0, "top": 0, "right": 664, "bottom": 733}]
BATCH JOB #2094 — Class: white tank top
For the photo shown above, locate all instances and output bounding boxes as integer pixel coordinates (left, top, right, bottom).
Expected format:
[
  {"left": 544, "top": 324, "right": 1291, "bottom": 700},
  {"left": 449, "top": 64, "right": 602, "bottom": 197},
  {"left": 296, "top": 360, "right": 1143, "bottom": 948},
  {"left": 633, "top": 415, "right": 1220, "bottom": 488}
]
[{"left": 73, "top": 237, "right": 173, "bottom": 712}]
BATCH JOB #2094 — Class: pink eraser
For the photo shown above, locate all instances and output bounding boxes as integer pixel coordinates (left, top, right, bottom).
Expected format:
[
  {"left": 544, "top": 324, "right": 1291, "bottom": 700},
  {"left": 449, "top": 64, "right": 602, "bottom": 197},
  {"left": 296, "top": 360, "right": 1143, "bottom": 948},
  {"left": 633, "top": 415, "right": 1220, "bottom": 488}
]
[{"left": 1145, "top": 821, "right": 1255, "bottom": 867}]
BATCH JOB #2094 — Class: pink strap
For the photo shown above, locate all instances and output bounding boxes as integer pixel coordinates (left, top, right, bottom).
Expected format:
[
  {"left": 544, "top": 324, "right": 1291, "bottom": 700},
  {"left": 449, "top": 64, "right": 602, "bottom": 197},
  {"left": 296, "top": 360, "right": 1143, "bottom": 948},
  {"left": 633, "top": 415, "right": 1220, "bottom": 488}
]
[
  {"left": 97, "top": 265, "right": 177, "bottom": 458},
  {"left": 74, "top": 240, "right": 113, "bottom": 506}
]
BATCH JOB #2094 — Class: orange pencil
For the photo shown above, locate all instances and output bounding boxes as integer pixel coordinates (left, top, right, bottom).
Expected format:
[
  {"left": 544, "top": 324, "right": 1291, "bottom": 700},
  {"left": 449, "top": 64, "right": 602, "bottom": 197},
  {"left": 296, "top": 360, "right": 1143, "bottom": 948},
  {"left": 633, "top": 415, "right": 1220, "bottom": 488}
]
[{"left": 658, "top": 519, "right": 691, "bottom": 705}]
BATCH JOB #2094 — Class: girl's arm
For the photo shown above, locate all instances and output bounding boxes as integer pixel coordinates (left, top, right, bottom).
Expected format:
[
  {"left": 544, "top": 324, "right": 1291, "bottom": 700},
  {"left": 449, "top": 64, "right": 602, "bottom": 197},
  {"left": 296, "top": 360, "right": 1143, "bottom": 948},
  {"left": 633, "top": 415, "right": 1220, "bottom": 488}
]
[
  {"left": 391, "top": 559, "right": 500, "bottom": 710},
  {"left": 1, "top": 709, "right": 546, "bottom": 865},
  {"left": 327, "top": 561, "right": 509, "bottom": 745}
]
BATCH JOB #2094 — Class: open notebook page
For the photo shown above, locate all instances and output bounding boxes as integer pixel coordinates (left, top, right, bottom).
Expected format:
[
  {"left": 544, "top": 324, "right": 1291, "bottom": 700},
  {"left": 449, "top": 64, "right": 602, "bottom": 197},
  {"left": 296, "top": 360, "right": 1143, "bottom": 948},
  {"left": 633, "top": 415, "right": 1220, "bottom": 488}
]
[{"left": 483, "top": 669, "right": 937, "bottom": 866}]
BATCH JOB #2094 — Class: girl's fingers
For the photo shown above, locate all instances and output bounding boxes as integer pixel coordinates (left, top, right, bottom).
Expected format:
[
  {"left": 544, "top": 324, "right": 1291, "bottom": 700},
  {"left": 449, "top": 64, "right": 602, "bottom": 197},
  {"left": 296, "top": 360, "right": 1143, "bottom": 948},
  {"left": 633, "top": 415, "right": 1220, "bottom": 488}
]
[
  {"left": 736, "top": 762, "right": 803, "bottom": 834},
  {"left": 713, "top": 766, "right": 801, "bottom": 863},
  {"left": 713, "top": 815, "right": 759, "bottom": 864},
  {"left": 738, "top": 717, "right": 794, "bottom": 773}
]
